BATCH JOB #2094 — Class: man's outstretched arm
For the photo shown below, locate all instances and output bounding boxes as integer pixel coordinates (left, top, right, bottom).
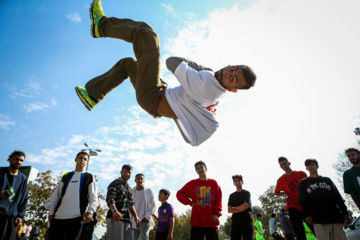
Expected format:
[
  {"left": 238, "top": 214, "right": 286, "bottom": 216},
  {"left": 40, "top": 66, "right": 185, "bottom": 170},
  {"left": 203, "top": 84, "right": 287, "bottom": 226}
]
[{"left": 166, "top": 57, "right": 212, "bottom": 73}]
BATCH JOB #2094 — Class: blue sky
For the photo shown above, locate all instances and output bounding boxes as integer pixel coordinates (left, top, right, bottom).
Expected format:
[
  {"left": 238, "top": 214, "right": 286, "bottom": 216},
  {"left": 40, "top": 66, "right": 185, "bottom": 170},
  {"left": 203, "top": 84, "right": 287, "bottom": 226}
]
[{"left": 1, "top": 0, "right": 360, "bottom": 233}]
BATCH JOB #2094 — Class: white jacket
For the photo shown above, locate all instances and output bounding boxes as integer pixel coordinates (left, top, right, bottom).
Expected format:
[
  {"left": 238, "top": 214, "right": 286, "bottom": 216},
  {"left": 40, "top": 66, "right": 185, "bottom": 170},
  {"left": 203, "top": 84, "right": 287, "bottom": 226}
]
[{"left": 131, "top": 187, "right": 156, "bottom": 229}]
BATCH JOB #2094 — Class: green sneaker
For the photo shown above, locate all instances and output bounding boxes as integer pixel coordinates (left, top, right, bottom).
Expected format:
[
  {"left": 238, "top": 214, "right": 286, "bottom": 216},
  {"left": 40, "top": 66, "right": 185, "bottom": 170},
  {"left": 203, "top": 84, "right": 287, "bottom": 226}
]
[
  {"left": 75, "top": 86, "right": 97, "bottom": 111},
  {"left": 90, "top": 0, "right": 106, "bottom": 38}
]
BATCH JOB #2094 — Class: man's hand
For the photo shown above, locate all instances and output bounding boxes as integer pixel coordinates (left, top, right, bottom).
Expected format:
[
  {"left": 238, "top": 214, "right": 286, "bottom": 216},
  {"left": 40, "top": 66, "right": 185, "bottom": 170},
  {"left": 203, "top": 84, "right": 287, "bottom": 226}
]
[
  {"left": 212, "top": 215, "right": 219, "bottom": 222},
  {"left": 167, "top": 232, "right": 173, "bottom": 240},
  {"left": 113, "top": 211, "right": 122, "bottom": 223},
  {"left": 15, "top": 217, "right": 22, "bottom": 226},
  {"left": 344, "top": 215, "right": 352, "bottom": 225},
  {"left": 48, "top": 215, "right": 54, "bottom": 223},
  {"left": 0, "top": 190, "right": 12, "bottom": 200},
  {"left": 305, "top": 216, "right": 314, "bottom": 225},
  {"left": 83, "top": 212, "right": 93, "bottom": 224}
]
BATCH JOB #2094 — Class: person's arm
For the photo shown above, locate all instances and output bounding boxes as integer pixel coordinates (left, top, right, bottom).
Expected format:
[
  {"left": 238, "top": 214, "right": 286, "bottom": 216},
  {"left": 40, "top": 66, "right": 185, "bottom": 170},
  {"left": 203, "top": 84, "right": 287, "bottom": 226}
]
[
  {"left": 228, "top": 202, "right": 250, "bottom": 213},
  {"left": 329, "top": 179, "right": 351, "bottom": 224},
  {"left": 166, "top": 57, "right": 210, "bottom": 74},
  {"left": 213, "top": 181, "right": 222, "bottom": 220},
  {"left": 167, "top": 216, "right": 175, "bottom": 240},
  {"left": 152, "top": 213, "right": 159, "bottom": 222},
  {"left": 17, "top": 177, "right": 28, "bottom": 222},
  {"left": 176, "top": 182, "right": 193, "bottom": 206},
  {"left": 106, "top": 179, "right": 123, "bottom": 223},
  {"left": 48, "top": 177, "right": 65, "bottom": 223},
  {"left": 83, "top": 175, "right": 98, "bottom": 223},
  {"left": 274, "top": 180, "right": 288, "bottom": 197},
  {"left": 349, "top": 192, "right": 360, "bottom": 209},
  {"left": 298, "top": 181, "right": 312, "bottom": 224},
  {"left": 130, "top": 205, "right": 140, "bottom": 226},
  {"left": 145, "top": 189, "right": 156, "bottom": 221}
]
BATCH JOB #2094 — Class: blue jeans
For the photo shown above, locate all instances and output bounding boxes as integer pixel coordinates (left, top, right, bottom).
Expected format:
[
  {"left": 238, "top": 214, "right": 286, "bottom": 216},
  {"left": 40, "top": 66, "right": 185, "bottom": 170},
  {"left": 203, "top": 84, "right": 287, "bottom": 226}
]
[{"left": 132, "top": 221, "right": 150, "bottom": 240}]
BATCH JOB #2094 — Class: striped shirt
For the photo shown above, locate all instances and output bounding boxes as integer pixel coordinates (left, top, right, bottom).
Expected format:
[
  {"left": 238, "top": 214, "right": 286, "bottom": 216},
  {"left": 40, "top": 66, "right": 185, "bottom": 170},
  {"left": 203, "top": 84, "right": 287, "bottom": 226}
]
[{"left": 106, "top": 177, "right": 134, "bottom": 222}]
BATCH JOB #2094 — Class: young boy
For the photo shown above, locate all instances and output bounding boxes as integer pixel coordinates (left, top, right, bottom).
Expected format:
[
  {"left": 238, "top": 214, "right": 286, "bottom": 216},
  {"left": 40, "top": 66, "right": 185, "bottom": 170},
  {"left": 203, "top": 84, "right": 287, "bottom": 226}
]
[
  {"left": 75, "top": 0, "right": 257, "bottom": 147},
  {"left": 254, "top": 213, "right": 265, "bottom": 240},
  {"left": 152, "top": 189, "right": 174, "bottom": 240},
  {"left": 298, "top": 158, "right": 351, "bottom": 240}
]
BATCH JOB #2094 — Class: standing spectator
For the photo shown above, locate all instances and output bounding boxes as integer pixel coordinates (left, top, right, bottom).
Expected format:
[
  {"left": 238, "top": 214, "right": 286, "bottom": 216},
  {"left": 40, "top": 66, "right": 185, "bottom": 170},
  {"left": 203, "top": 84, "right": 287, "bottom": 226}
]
[
  {"left": 131, "top": 173, "right": 156, "bottom": 240},
  {"left": 177, "top": 161, "right": 222, "bottom": 240},
  {"left": 279, "top": 208, "right": 295, "bottom": 240},
  {"left": 343, "top": 148, "right": 360, "bottom": 210},
  {"left": 269, "top": 213, "right": 284, "bottom": 240},
  {"left": 106, "top": 164, "right": 140, "bottom": 240},
  {"left": 48, "top": 152, "right": 98, "bottom": 239},
  {"left": 299, "top": 158, "right": 351, "bottom": 240},
  {"left": 228, "top": 175, "right": 253, "bottom": 240},
  {"left": 0, "top": 150, "right": 28, "bottom": 240},
  {"left": 254, "top": 213, "right": 265, "bottom": 240},
  {"left": 274, "top": 156, "right": 309, "bottom": 240},
  {"left": 80, "top": 212, "right": 98, "bottom": 240},
  {"left": 152, "top": 189, "right": 175, "bottom": 240}
]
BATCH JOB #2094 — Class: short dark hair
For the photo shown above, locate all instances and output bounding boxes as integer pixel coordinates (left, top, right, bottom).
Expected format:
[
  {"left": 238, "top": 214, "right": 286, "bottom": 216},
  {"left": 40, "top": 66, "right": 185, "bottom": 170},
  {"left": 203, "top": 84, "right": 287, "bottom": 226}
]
[
  {"left": 278, "top": 156, "right": 288, "bottom": 163},
  {"left": 7, "top": 151, "right": 26, "bottom": 162},
  {"left": 305, "top": 158, "right": 318, "bottom": 167},
  {"left": 195, "top": 161, "right": 207, "bottom": 170},
  {"left": 256, "top": 213, "right": 263, "bottom": 218},
  {"left": 76, "top": 151, "right": 89, "bottom": 159},
  {"left": 271, "top": 213, "right": 276, "bottom": 218},
  {"left": 159, "top": 189, "right": 170, "bottom": 199},
  {"left": 281, "top": 208, "right": 286, "bottom": 213},
  {"left": 121, "top": 164, "right": 133, "bottom": 171},
  {"left": 345, "top": 148, "right": 360, "bottom": 155},
  {"left": 239, "top": 65, "right": 256, "bottom": 89},
  {"left": 135, "top": 173, "right": 144, "bottom": 179},
  {"left": 232, "top": 175, "right": 243, "bottom": 182}
]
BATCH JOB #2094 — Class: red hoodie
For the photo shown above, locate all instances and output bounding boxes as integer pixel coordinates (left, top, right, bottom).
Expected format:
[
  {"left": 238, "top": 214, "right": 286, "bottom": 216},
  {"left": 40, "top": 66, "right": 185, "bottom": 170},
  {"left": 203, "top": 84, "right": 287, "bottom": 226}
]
[{"left": 177, "top": 178, "right": 222, "bottom": 228}]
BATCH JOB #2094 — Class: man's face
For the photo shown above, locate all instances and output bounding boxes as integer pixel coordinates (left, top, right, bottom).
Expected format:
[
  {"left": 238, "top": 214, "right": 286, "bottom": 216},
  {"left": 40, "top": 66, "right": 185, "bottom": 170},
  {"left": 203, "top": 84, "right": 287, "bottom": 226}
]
[
  {"left": 306, "top": 162, "right": 318, "bottom": 174},
  {"left": 121, "top": 168, "right": 132, "bottom": 181},
  {"left": 214, "top": 65, "right": 249, "bottom": 90},
  {"left": 9, "top": 155, "right": 25, "bottom": 169},
  {"left": 135, "top": 175, "right": 145, "bottom": 187},
  {"left": 279, "top": 160, "right": 290, "bottom": 172},
  {"left": 75, "top": 154, "right": 89, "bottom": 168},
  {"left": 195, "top": 164, "right": 207, "bottom": 177},
  {"left": 233, "top": 178, "right": 243, "bottom": 188},
  {"left": 347, "top": 151, "right": 360, "bottom": 165}
]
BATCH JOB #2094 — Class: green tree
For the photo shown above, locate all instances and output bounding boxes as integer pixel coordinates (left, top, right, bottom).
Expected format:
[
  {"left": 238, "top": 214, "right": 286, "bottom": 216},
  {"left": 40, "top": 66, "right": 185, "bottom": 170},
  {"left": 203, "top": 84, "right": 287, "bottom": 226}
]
[
  {"left": 25, "top": 170, "right": 107, "bottom": 238},
  {"left": 219, "top": 216, "right": 231, "bottom": 239},
  {"left": 258, "top": 185, "right": 287, "bottom": 239}
]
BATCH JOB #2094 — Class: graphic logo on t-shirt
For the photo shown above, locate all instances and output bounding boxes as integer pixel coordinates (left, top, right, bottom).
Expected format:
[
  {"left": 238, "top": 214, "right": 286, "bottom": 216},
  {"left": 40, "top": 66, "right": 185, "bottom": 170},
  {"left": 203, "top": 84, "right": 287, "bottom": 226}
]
[
  {"left": 306, "top": 182, "right": 331, "bottom": 194},
  {"left": 197, "top": 186, "right": 211, "bottom": 207},
  {"left": 7, "top": 182, "right": 15, "bottom": 202},
  {"left": 288, "top": 180, "right": 300, "bottom": 193}
]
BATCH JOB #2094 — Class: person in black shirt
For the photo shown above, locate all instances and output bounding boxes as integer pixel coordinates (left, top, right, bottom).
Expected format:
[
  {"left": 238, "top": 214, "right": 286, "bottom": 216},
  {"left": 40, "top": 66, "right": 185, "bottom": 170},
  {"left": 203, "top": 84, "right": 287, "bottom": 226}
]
[
  {"left": 228, "top": 175, "right": 253, "bottom": 240},
  {"left": 298, "top": 159, "right": 351, "bottom": 240}
]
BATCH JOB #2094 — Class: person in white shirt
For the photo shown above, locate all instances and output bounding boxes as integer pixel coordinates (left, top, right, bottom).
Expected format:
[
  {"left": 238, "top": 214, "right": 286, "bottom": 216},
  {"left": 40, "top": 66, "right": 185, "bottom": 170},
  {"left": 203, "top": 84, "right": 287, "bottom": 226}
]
[
  {"left": 131, "top": 174, "right": 156, "bottom": 240},
  {"left": 76, "top": 0, "right": 257, "bottom": 147},
  {"left": 48, "top": 152, "right": 98, "bottom": 240},
  {"left": 269, "top": 213, "right": 284, "bottom": 240}
]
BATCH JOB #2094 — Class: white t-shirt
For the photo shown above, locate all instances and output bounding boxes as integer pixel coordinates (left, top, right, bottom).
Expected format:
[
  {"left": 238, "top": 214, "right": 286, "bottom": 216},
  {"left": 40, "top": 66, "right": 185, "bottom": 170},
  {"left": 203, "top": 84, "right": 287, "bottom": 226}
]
[
  {"left": 132, "top": 189, "right": 146, "bottom": 227},
  {"left": 166, "top": 62, "right": 227, "bottom": 146}
]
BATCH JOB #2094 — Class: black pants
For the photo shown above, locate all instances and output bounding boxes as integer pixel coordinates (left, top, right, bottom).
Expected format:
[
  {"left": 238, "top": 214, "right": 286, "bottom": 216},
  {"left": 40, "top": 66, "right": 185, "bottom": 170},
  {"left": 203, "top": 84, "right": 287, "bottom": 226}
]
[
  {"left": 0, "top": 214, "right": 16, "bottom": 240},
  {"left": 190, "top": 227, "right": 219, "bottom": 240},
  {"left": 231, "top": 218, "right": 253, "bottom": 240},
  {"left": 284, "top": 233, "right": 295, "bottom": 240},
  {"left": 48, "top": 217, "right": 82, "bottom": 240},
  {"left": 155, "top": 231, "right": 168, "bottom": 240},
  {"left": 288, "top": 208, "right": 314, "bottom": 240}
]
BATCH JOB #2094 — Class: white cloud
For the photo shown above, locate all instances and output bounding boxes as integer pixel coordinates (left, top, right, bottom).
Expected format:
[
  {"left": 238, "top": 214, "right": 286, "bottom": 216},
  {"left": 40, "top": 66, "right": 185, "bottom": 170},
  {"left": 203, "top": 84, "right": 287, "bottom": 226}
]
[
  {"left": 6, "top": 76, "right": 41, "bottom": 99},
  {"left": 66, "top": 12, "right": 81, "bottom": 24},
  {"left": 0, "top": 113, "right": 16, "bottom": 130},
  {"left": 24, "top": 98, "right": 57, "bottom": 113}
]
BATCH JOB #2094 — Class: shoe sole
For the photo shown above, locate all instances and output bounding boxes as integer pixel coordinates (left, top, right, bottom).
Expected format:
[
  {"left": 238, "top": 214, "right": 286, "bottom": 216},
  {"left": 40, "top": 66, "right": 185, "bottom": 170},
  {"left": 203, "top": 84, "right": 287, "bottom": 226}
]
[
  {"left": 90, "top": 0, "right": 96, "bottom": 38},
  {"left": 75, "top": 87, "right": 92, "bottom": 111}
]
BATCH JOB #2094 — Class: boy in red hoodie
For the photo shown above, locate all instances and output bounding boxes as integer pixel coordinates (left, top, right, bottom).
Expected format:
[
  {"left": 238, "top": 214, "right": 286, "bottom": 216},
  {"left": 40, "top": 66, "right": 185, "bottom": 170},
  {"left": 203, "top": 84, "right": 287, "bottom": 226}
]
[{"left": 176, "top": 161, "right": 222, "bottom": 240}]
